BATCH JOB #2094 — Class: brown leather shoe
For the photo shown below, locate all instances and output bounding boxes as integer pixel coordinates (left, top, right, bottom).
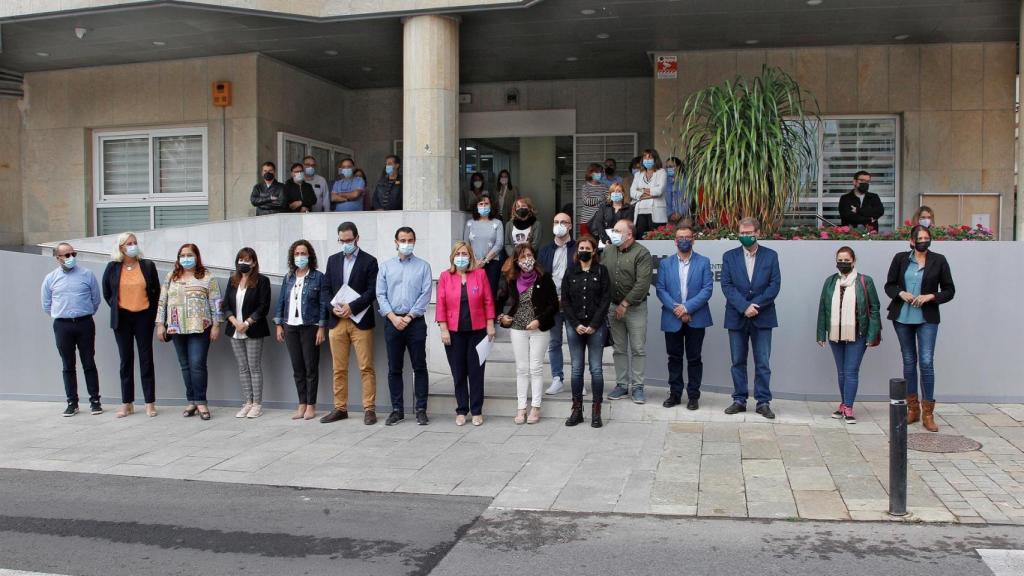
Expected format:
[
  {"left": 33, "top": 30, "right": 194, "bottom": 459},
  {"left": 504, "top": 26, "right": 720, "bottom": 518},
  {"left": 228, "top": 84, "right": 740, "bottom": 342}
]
[
  {"left": 922, "top": 400, "right": 939, "bottom": 432},
  {"left": 907, "top": 394, "right": 920, "bottom": 424},
  {"left": 363, "top": 410, "right": 378, "bottom": 425},
  {"left": 319, "top": 409, "right": 349, "bottom": 424}
]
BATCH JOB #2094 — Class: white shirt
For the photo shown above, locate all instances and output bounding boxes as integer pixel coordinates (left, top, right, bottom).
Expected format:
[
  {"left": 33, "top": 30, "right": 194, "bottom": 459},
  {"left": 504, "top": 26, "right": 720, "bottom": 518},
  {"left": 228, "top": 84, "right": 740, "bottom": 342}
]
[
  {"left": 308, "top": 174, "right": 330, "bottom": 212},
  {"left": 342, "top": 248, "right": 359, "bottom": 286},
  {"left": 552, "top": 243, "right": 568, "bottom": 295},
  {"left": 677, "top": 254, "right": 691, "bottom": 305},
  {"left": 287, "top": 274, "right": 305, "bottom": 326},
  {"left": 629, "top": 168, "right": 667, "bottom": 221},
  {"left": 232, "top": 286, "right": 248, "bottom": 340},
  {"left": 744, "top": 247, "right": 757, "bottom": 282}
]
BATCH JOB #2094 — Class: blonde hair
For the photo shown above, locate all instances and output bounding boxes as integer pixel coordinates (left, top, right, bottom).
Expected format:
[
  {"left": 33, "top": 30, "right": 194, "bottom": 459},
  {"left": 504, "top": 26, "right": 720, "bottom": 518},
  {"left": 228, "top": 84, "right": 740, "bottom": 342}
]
[
  {"left": 608, "top": 182, "right": 630, "bottom": 205},
  {"left": 447, "top": 240, "right": 477, "bottom": 274},
  {"left": 110, "top": 232, "right": 140, "bottom": 262}
]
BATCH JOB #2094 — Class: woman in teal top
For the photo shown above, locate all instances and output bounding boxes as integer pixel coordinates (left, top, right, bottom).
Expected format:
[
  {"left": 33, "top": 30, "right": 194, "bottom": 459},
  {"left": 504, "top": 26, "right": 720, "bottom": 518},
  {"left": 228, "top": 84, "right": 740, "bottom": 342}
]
[{"left": 884, "top": 225, "right": 955, "bottom": 433}]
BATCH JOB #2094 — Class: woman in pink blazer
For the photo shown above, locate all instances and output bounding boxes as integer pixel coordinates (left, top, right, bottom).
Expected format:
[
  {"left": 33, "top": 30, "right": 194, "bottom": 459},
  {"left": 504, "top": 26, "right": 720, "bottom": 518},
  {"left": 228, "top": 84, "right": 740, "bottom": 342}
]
[{"left": 437, "top": 241, "right": 496, "bottom": 426}]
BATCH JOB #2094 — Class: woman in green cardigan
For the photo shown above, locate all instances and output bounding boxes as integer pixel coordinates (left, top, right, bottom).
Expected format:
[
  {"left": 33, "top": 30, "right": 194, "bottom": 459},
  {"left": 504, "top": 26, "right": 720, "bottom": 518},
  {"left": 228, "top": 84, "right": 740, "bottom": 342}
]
[{"left": 816, "top": 246, "right": 881, "bottom": 424}]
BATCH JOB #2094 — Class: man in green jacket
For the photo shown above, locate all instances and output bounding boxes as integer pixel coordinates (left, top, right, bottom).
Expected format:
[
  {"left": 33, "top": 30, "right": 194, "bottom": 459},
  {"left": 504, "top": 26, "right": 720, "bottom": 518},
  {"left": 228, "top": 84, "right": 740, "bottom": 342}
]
[{"left": 604, "top": 219, "right": 653, "bottom": 404}]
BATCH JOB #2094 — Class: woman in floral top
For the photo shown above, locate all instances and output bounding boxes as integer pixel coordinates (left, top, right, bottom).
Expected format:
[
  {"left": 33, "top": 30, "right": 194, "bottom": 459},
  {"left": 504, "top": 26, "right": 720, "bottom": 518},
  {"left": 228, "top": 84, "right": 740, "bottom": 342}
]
[{"left": 156, "top": 243, "right": 223, "bottom": 420}]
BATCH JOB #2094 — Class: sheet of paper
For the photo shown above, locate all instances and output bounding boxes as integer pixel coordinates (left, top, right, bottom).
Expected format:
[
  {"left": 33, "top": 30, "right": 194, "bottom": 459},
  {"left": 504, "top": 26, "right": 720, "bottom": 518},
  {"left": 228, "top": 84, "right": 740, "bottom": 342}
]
[
  {"left": 475, "top": 336, "right": 493, "bottom": 366},
  {"left": 331, "top": 285, "right": 367, "bottom": 324},
  {"left": 971, "top": 213, "right": 990, "bottom": 230}
]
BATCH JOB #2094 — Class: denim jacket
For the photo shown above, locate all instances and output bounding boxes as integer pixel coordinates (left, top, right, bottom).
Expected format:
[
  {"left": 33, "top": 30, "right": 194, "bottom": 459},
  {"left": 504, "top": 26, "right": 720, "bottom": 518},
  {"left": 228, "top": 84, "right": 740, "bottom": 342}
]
[{"left": 273, "top": 269, "right": 330, "bottom": 327}]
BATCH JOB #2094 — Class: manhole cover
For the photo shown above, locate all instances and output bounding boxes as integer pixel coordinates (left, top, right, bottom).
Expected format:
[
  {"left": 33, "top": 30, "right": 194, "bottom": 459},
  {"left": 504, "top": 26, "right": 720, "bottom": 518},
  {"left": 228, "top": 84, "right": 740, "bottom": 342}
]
[{"left": 908, "top": 433, "right": 982, "bottom": 453}]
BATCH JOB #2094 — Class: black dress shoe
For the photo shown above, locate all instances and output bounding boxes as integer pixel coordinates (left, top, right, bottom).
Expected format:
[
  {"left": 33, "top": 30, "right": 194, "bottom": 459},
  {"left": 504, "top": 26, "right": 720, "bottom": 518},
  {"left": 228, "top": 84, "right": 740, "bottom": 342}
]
[
  {"left": 662, "top": 394, "right": 682, "bottom": 408},
  {"left": 686, "top": 398, "right": 699, "bottom": 411},
  {"left": 756, "top": 404, "right": 776, "bottom": 420},
  {"left": 320, "top": 409, "right": 349, "bottom": 423},
  {"left": 416, "top": 410, "right": 429, "bottom": 426},
  {"left": 364, "top": 410, "right": 377, "bottom": 425},
  {"left": 385, "top": 411, "right": 404, "bottom": 426},
  {"left": 724, "top": 402, "right": 747, "bottom": 415}
]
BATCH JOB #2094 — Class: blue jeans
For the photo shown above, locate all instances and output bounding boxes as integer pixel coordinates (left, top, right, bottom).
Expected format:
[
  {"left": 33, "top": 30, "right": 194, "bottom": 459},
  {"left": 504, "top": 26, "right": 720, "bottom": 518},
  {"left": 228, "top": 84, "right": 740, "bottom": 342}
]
[
  {"left": 665, "top": 325, "right": 705, "bottom": 400},
  {"left": 728, "top": 327, "right": 773, "bottom": 406},
  {"left": 893, "top": 321, "right": 938, "bottom": 401},
  {"left": 828, "top": 337, "right": 867, "bottom": 408},
  {"left": 566, "top": 324, "right": 606, "bottom": 403},
  {"left": 547, "top": 311, "right": 565, "bottom": 380},
  {"left": 171, "top": 329, "right": 211, "bottom": 405},
  {"left": 384, "top": 317, "right": 429, "bottom": 414}
]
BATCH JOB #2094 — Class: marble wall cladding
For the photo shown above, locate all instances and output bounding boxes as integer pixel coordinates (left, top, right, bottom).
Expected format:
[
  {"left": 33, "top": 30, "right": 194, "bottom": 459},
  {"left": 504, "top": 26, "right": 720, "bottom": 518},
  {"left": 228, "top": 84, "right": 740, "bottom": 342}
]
[
  {"left": 49, "top": 211, "right": 470, "bottom": 279},
  {"left": 0, "top": 98, "right": 22, "bottom": 245},
  {"left": 19, "top": 53, "right": 260, "bottom": 244},
  {"left": 652, "top": 42, "right": 1017, "bottom": 238}
]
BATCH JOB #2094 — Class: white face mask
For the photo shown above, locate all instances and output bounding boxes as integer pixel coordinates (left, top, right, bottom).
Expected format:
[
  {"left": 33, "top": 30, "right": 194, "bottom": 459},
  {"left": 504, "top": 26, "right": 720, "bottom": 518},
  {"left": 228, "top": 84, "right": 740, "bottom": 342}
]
[
  {"left": 553, "top": 223, "right": 569, "bottom": 238},
  {"left": 292, "top": 173, "right": 304, "bottom": 183},
  {"left": 500, "top": 177, "right": 509, "bottom": 185}
]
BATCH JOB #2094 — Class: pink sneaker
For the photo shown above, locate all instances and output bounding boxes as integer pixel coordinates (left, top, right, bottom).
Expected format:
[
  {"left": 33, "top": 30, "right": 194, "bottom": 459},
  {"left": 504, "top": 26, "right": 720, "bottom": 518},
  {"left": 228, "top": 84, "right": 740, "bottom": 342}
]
[
  {"left": 843, "top": 405, "right": 857, "bottom": 424},
  {"left": 831, "top": 403, "right": 845, "bottom": 419}
]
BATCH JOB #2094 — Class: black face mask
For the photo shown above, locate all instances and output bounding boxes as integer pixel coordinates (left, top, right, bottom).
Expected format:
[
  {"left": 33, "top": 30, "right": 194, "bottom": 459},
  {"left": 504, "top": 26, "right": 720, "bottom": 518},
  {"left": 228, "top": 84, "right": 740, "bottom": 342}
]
[
  {"left": 237, "top": 263, "right": 253, "bottom": 274},
  {"left": 836, "top": 262, "right": 853, "bottom": 275},
  {"left": 578, "top": 251, "right": 593, "bottom": 262},
  {"left": 915, "top": 240, "right": 931, "bottom": 253},
  {"left": 516, "top": 208, "right": 530, "bottom": 218},
  {"left": 263, "top": 172, "right": 275, "bottom": 182},
  {"left": 604, "top": 166, "right": 615, "bottom": 176},
  {"left": 857, "top": 182, "right": 870, "bottom": 193}
]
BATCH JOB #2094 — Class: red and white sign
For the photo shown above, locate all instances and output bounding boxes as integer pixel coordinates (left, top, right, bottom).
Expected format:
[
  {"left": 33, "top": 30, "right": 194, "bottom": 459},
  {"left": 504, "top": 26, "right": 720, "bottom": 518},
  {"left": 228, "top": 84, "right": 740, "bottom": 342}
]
[{"left": 656, "top": 55, "right": 678, "bottom": 80}]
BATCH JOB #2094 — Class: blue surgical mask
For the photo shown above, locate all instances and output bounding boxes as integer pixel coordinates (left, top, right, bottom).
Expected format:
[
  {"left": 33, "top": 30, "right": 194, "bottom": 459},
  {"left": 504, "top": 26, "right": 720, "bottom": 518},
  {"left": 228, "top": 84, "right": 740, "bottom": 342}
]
[
  {"left": 397, "top": 242, "right": 415, "bottom": 256},
  {"left": 478, "top": 206, "right": 491, "bottom": 217},
  {"left": 666, "top": 167, "right": 676, "bottom": 177},
  {"left": 294, "top": 255, "right": 309, "bottom": 269},
  {"left": 179, "top": 256, "right": 196, "bottom": 269},
  {"left": 591, "top": 172, "right": 601, "bottom": 182},
  {"left": 62, "top": 256, "right": 77, "bottom": 269},
  {"left": 642, "top": 159, "right": 655, "bottom": 170},
  {"left": 454, "top": 255, "right": 470, "bottom": 269},
  {"left": 676, "top": 238, "right": 693, "bottom": 253},
  {"left": 609, "top": 231, "right": 624, "bottom": 246},
  {"left": 340, "top": 167, "right": 354, "bottom": 178},
  {"left": 304, "top": 166, "right": 315, "bottom": 176},
  {"left": 341, "top": 242, "right": 356, "bottom": 255},
  {"left": 610, "top": 192, "right": 624, "bottom": 203},
  {"left": 385, "top": 165, "right": 395, "bottom": 176},
  {"left": 125, "top": 245, "right": 140, "bottom": 258}
]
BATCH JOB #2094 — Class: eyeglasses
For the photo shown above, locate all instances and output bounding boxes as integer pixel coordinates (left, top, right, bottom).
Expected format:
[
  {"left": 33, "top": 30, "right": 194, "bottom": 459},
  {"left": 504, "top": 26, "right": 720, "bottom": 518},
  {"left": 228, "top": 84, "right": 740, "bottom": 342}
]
[{"left": 60, "top": 252, "right": 78, "bottom": 258}]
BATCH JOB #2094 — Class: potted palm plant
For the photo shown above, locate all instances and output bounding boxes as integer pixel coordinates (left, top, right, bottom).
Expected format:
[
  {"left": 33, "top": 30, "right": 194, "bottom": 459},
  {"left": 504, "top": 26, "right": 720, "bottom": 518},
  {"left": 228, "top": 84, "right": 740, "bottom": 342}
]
[{"left": 665, "top": 66, "right": 819, "bottom": 233}]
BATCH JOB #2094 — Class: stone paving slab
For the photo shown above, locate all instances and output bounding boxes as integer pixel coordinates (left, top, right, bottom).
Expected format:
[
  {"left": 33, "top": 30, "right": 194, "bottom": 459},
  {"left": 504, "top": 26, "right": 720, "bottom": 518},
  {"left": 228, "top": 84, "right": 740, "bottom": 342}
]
[{"left": 5, "top": 395, "right": 1024, "bottom": 525}]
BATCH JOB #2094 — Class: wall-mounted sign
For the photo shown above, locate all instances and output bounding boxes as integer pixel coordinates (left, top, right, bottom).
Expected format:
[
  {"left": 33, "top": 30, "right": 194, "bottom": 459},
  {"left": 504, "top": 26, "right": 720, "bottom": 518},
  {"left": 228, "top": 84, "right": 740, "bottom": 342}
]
[{"left": 656, "top": 55, "right": 678, "bottom": 80}]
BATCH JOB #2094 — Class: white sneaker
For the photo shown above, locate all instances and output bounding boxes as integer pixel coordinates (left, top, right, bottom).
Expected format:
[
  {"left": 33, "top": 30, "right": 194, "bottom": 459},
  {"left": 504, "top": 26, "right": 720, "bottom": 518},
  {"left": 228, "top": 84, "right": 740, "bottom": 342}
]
[
  {"left": 235, "top": 403, "right": 252, "bottom": 418},
  {"left": 545, "top": 376, "right": 564, "bottom": 395},
  {"left": 246, "top": 404, "right": 263, "bottom": 418}
]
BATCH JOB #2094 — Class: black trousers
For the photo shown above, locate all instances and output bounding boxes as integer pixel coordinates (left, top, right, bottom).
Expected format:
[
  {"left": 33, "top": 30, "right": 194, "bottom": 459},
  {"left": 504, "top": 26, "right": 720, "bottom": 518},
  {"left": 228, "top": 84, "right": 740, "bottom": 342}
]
[
  {"left": 635, "top": 214, "right": 655, "bottom": 239},
  {"left": 384, "top": 317, "right": 428, "bottom": 414},
  {"left": 114, "top": 308, "right": 156, "bottom": 404},
  {"left": 665, "top": 325, "right": 706, "bottom": 400},
  {"left": 284, "top": 324, "right": 320, "bottom": 404},
  {"left": 53, "top": 316, "right": 100, "bottom": 405},
  {"left": 444, "top": 329, "right": 486, "bottom": 416}
]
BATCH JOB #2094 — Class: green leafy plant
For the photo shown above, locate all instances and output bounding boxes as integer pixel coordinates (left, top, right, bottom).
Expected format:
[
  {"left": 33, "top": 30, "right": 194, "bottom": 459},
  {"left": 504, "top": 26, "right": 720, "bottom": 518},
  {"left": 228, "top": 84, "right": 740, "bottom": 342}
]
[{"left": 666, "top": 66, "right": 819, "bottom": 232}]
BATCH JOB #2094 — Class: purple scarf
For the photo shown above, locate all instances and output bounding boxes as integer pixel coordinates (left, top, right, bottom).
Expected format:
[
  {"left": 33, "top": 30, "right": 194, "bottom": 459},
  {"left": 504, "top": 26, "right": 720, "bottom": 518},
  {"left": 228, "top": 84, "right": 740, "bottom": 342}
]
[{"left": 516, "top": 270, "right": 538, "bottom": 294}]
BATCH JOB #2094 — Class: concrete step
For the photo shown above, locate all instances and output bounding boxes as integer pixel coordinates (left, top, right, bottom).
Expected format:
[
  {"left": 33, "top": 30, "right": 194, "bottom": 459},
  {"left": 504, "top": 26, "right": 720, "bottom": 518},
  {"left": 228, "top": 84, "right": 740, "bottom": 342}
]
[
  {"left": 486, "top": 340, "right": 615, "bottom": 365},
  {"left": 428, "top": 375, "right": 614, "bottom": 417}
]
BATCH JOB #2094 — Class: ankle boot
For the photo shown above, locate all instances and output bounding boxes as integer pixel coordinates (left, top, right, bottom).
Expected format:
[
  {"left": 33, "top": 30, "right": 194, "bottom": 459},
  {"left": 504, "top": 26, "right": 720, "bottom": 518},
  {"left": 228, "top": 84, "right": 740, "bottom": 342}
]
[
  {"left": 922, "top": 400, "right": 938, "bottom": 432},
  {"left": 907, "top": 394, "right": 920, "bottom": 424},
  {"left": 591, "top": 402, "right": 603, "bottom": 428},
  {"left": 565, "top": 398, "right": 584, "bottom": 427}
]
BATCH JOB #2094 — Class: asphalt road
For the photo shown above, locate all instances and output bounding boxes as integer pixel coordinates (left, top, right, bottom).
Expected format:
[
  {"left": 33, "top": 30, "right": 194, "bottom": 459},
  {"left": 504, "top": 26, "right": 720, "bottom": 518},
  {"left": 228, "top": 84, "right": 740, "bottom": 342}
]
[{"left": 2, "top": 469, "right": 1024, "bottom": 576}]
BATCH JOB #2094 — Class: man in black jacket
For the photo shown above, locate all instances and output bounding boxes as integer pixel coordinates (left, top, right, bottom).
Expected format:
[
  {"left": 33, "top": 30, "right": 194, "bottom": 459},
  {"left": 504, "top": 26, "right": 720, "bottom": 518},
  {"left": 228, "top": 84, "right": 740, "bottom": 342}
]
[
  {"left": 838, "top": 170, "right": 884, "bottom": 230},
  {"left": 250, "top": 161, "right": 287, "bottom": 215},
  {"left": 321, "top": 221, "right": 380, "bottom": 425}
]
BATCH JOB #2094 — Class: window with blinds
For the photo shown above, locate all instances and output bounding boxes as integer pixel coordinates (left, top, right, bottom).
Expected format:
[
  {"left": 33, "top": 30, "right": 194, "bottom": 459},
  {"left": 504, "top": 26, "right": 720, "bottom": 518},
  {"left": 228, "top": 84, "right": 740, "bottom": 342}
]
[
  {"left": 277, "top": 132, "right": 353, "bottom": 183},
  {"left": 786, "top": 116, "right": 900, "bottom": 231},
  {"left": 94, "top": 127, "right": 208, "bottom": 236},
  {"left": 572, "top": 133, "right": 637, "bottom": 233}
]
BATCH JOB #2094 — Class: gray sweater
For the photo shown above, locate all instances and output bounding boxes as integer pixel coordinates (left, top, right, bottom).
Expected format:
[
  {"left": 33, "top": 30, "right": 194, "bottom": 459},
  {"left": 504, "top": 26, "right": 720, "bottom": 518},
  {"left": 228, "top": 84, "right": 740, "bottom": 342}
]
[{"left": 464, "top": 218, "right": 505, "bottom": 262}]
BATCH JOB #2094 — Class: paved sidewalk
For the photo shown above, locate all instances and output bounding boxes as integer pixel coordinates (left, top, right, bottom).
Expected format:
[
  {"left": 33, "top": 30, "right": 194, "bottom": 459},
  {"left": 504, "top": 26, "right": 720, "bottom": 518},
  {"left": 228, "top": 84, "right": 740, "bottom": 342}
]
[{"left": 3, "top": 394, "right": 1024, "bottom": 524}]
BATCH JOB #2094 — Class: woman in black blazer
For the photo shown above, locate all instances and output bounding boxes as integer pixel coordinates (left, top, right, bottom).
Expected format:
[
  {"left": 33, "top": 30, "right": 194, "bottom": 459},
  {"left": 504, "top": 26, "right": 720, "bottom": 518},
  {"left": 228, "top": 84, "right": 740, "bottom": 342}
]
[
  {"left": 884, "top": 225, "right": 955, "bottom": 432},
  {"left": 496, "top": 243, "right": 559, "bottom": 425},
  {"left": 223, "top": 247, "right": 273, "bottom": 419},
  {"left": 102, "top": 233, "right": 161, "bottom": 418}
]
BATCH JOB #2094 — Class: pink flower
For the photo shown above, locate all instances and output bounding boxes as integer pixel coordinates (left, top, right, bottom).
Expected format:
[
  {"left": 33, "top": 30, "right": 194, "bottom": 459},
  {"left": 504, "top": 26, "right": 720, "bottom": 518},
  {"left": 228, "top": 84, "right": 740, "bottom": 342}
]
[
  {"left": 820, "top": 232, "right": 830, "bottom": 239},
  {"left": 792, "top": 236, "right": 802, "bottom": 241}
]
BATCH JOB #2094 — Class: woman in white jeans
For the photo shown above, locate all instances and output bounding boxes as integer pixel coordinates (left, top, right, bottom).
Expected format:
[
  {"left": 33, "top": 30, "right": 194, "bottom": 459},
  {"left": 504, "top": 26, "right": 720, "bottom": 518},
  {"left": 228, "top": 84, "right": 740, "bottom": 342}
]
[{"left": 496, "top": 244, "right": 559, "bottom": 424}]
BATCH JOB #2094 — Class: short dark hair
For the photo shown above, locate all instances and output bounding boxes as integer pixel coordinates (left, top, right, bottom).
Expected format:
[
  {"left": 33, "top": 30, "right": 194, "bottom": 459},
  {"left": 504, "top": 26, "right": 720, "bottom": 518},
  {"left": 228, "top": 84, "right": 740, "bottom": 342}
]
[
  {"left": 290, "top": 162, "right": 304, "bottom": 172},
  {"left": 261, "top": 161, "right": 276, "bottom": 170},
  {"left": 386, "top": 154, "right": 401, "bottom": 165},
  {"left": 302, "top": 155, "right": 316, "bottom": 163},
  {"left": 395, "top": 226, "right": 416, "bottom": 241},
  {"left": 853, "top": 170, "right": 871, "bottom": 180},
  {"left": 910, "top": 225, "right": 931, "bottom": 242},
  {"left": 337, "top": 222, "right": 359, "bottom": 237},
  {"left": 604, "top": 158, "right": 617, "bottom": 166},
  {"left": 836, "top": 246, "right": 856, "bottom": 261},
  {"left": 287, "top": 239, "right": 318, "bottom": 271}
]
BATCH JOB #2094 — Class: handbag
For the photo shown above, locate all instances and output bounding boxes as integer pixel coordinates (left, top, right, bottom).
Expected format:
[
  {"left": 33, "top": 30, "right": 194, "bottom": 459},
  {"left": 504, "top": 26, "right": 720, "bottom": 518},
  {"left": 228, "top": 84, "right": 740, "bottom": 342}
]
[{"left": 859, "top": 274, "right": 881, "bottom": 347}]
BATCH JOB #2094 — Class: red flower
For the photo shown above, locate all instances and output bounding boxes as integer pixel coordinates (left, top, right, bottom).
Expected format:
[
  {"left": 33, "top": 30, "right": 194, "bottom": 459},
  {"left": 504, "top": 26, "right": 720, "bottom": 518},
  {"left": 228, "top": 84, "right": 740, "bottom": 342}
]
[{"left": 904, "top": 219, "right": 912, "bottom": 226}]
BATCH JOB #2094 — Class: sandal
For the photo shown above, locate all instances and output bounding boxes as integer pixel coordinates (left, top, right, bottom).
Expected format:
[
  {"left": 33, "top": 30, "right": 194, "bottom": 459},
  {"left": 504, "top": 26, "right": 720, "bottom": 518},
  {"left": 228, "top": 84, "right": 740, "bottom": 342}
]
[
  {"left": 197, "top": 407, "right": 211, "bottom": 421},
  {"left": 182, "top": 405, "right": 198, "bottom": 418}
]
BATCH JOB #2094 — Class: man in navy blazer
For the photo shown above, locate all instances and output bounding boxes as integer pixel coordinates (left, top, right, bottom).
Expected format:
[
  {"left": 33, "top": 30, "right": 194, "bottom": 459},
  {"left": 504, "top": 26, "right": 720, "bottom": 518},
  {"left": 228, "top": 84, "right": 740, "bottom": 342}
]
[
  {"left": 321, "top": 221, "right": 380, "bottom": 425},
  {"left": 538, "top": 212, "right": 577, "bottom": 396},
  {"left": 655, "top": 221, "right": 714, "bottom": 410},
  {"left": 720, "top": 217, "right": 781, "bottom": 419}
]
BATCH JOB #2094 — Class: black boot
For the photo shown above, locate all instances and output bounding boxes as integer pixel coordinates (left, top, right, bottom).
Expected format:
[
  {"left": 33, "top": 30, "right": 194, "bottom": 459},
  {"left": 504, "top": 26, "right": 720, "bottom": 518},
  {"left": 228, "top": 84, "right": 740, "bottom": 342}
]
[
  {"left": 565, "top": 397, "right": 584, "bottom": 427},
  {"left": 591, "top": 402, "right": 603, "bottom": 428}
]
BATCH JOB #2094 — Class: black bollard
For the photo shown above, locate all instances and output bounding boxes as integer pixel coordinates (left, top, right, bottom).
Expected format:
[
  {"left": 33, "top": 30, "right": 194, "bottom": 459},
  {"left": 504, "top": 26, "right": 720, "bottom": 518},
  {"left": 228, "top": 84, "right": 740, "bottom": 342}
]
[{"left": 889, "top": 377, "right": 908, "bottom": 517}]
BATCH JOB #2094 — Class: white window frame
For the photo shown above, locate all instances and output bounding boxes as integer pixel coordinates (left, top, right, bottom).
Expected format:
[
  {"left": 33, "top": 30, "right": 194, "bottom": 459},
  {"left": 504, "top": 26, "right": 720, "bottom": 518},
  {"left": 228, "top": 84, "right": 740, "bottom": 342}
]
[
  {"left": 789, "top": 114, "right": 901, "bottom": 229},
  {"left": 92, "top": 126, "right": 209, "bottom": 234},
  {"left": 572, "top": 132, "right": 638, "bottom": 231},
  {"left": 277, "top": 132, "right": 352, "bottom": 177}
]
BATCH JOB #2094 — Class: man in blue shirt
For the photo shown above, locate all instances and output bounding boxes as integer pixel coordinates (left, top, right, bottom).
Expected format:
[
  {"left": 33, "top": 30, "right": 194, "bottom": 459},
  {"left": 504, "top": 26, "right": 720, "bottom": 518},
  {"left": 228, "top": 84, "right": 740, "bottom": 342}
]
[
  {"left": 331, "top": 158, "right": 367, "bottom": 212},
  {"left": 376, "top": 227, "right": 433, "bottom": 426},
  {"left": 40, "top": 243, "right": 103, "bottom": 417},
  {"left": 600, "top": 158, "right": 623, "bottom": 187}
]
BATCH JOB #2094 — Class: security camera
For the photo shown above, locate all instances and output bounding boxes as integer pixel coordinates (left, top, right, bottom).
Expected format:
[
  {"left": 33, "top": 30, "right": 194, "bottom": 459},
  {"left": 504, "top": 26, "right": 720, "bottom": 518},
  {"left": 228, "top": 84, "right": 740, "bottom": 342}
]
[{"left": 74, "top": 27, "right": 88, "bottom": 39}]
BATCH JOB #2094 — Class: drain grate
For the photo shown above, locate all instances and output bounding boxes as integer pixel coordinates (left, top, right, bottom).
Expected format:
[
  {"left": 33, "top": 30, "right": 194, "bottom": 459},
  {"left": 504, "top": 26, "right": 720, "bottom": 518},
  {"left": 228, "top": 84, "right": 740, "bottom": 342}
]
[{"left": 908, "top": 433, "right": 982, "bottom": 453}]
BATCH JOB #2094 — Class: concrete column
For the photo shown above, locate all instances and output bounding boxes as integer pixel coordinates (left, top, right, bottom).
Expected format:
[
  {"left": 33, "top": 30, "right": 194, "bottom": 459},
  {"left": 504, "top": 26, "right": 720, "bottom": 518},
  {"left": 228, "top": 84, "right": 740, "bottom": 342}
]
[
  {"left": 402, "top": 15, "right": 460, "bottom": 211},
  {"left": 1017, "top": 1, "right": 1024, "bottom": 240}
]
